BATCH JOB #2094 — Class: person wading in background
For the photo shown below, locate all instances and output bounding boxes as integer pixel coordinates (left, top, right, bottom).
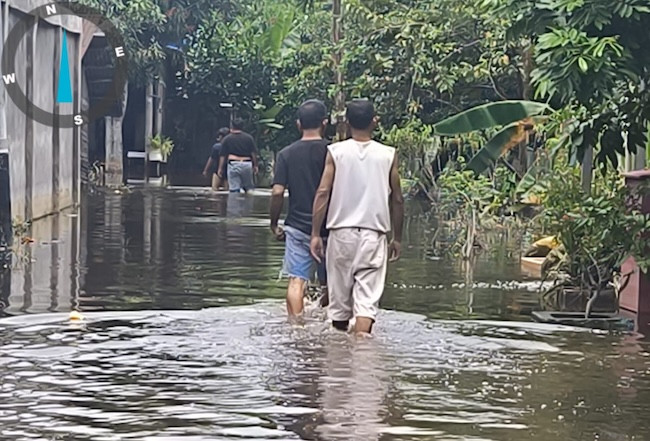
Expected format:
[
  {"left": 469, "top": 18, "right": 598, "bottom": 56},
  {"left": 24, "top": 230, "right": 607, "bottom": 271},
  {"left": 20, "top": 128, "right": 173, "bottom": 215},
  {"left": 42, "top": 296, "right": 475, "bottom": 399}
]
[
  {"left": 202, "top": 127, "right": 230, "bottom": 191},
  {"left": 270, "top": 100, "right": 330, "bottom": 317},
  {"left": 310, "top": 99, "right": 404, "bottom": 335},
  {"left": 217, "top": 118, "right": 259, "bottom": 193}
]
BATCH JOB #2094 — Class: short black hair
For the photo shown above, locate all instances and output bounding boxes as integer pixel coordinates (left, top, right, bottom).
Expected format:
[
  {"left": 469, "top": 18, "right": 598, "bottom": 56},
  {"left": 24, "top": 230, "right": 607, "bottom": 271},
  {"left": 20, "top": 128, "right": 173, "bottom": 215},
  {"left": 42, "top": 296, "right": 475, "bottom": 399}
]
[
  {"left": 298, "top": 99, "right": 328, "bottom": 130},
  {"left": 346, "top": 99, "right": 375, "bottom": 130},
  {"left": 231, "top": 118, "right": 245, "bottom": 130},
  {"left": 218, "top": 127, "right": 230, "bottom": 138}
]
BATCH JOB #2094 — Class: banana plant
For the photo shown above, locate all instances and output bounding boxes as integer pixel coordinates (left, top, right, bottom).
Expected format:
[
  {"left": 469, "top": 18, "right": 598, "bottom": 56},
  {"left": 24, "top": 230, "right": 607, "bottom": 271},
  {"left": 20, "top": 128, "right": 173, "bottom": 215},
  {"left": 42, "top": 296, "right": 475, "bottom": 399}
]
[
  {"left": 256, "top": 103, "right": 285, "bottom": 131},
  {"left": 433, "top": 100, "right": 553, "bottom": 174}
]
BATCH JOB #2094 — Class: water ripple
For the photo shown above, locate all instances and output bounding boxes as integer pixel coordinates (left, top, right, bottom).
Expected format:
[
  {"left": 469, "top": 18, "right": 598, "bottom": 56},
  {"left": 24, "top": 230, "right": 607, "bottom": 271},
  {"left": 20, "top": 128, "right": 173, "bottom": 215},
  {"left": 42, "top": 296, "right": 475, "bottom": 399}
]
[{"left": 0, "top": 305, "right": 648, "bottom": 440}]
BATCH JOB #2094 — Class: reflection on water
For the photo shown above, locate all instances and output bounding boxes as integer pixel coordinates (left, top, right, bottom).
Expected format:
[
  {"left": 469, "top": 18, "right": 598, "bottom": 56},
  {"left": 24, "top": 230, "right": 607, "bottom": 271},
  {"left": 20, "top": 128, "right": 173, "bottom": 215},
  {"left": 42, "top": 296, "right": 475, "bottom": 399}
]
[
  {"left": 1, "top": 209, "right": 81, "bottom": 315},
  {"left": 316, "top": 335, "right": 391, "bottom": 440},
  {"left": 0, "top": 307, "right": 649, "bottom": 440},
  {"left": 0, "top": 187, "right": 649, "bottom": 440}
]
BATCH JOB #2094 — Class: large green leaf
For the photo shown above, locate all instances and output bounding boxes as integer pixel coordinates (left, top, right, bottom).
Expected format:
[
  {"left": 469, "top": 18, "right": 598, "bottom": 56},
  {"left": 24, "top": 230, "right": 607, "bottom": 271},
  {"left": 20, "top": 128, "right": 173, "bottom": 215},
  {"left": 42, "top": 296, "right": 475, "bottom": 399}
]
[
  {"left": 433, "top": 101, "right": 551, "bottom": 135},
  {"left": 259, "top": 119, "right": 284, "bottom": 130},
  {"left": 466, "top": 122, "right": 523, "bottom": 174},
  {"left": 258, "top": 10, "right": 297, "bottom": 56},
  {"left": 260, "top": 105, "right": 282, "bottom": 120}
]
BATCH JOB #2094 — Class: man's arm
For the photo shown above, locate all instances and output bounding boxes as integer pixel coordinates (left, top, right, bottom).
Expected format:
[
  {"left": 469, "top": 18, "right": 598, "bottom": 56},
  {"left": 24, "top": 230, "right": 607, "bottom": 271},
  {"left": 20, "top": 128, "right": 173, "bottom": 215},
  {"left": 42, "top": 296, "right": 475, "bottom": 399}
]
[
  {"left": 310, "top": 152, "right": 336, "bottom": 262},
  {"left": 388, "top": 154, "right": 404, "bottom": 262},
  {"left": 270, "top": 154, "right": 287, "bottom": 239},
  {"left": 217, "top": 156, "right": 226, "bottom": 178},
  {"left": 217, "top": 141, "right": 228, "bottom": 177},
  {"left": 311, "top": 152, "right": 336, "bottom": 238},
  {"left": 250, "top": 136, "right": 259, "bottom": 173},
  {"left": 270, "top": 184, "right": 285, "bottom": 240},
  {"left": 311, "top": 152, "right": 336, "bottom": 237},
  {"left": 203, "top": 157, "right": 215, "bottom": 177}
]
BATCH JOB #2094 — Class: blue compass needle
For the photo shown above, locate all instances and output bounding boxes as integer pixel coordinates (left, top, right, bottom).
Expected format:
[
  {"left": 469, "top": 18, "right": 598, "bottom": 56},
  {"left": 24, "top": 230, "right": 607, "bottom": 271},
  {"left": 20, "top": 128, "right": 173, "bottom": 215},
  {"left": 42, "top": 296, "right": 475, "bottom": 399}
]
[{"left": 57, "top": 30, "right": 73, "bottom": 104}]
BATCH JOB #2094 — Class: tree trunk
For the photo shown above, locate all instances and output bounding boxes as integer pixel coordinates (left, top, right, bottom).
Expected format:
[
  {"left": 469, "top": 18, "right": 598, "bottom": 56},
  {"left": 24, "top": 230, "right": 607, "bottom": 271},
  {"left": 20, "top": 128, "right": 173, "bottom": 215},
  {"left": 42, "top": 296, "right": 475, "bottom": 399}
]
[
  {"left": 332, "top": 0, "right": 346, "bottom": 141},
  {"left": 582, "top": 146, "right": 594, "bottom": 193},
  {"left": 521, "top": 41, "right": 534, "bottom": 100}
]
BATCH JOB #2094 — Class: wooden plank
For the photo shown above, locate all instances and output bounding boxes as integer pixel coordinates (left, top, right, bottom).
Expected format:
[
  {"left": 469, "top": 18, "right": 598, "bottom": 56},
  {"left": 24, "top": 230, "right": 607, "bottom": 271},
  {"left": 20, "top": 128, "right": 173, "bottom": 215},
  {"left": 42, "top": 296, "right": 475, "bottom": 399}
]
[
  {"left": 24, "top": 16, "right": 37, "bottom": 221},
  {"left": 155, "top": 78, "right": 164, "bottom": 136},
  {"left": 144, "top": 81, "right": 153, "bottom": 181},
  {"left": 52, "top": 26, "right": 60, "bottom": 212},
  {"left": 0, "top": 0, "right": 7, "bottom": 144},
  {"left": 73, "top": 28, "right": 81, "bottom": 205},
  {"left": 521, "top": 257, "right": 545, "bottom": 279}
]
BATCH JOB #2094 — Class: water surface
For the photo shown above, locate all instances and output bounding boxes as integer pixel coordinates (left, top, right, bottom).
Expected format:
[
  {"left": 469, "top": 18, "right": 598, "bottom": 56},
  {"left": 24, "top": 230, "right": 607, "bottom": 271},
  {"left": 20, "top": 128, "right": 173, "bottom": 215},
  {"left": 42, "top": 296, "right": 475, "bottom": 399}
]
[
  {"left": 1, "top": 187, "right": 541, "bottom": 318},
  {"left": 0, "top": 187, "right": 648, "bottom": 441}
]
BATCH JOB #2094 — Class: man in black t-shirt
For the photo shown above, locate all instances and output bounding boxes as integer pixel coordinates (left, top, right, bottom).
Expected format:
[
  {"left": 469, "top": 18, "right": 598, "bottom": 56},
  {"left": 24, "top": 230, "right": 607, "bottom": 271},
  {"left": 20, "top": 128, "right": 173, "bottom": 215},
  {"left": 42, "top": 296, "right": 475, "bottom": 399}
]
[
  {"left": 270, "top": 100, "right": 330, "bottom": 317},
  {"left": 217, "top": 118, "right": 258, "bottom": 193},
  {"left": 202, "top": 127, "right": 230, "bottom": 191}
]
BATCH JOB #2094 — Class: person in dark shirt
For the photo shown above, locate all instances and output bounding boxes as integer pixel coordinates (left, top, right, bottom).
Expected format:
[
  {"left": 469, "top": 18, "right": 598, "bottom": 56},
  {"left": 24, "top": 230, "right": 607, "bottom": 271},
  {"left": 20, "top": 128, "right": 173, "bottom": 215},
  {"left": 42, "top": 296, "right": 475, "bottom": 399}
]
[
  {"left": 217, "top": 118, "right": 258, "bottom": 193},
  {"left": 270, "top": 99, "right": 330, "bottom": 317},
  {"left": 202, "top": 127, "right": 230, "bottom": 191}
]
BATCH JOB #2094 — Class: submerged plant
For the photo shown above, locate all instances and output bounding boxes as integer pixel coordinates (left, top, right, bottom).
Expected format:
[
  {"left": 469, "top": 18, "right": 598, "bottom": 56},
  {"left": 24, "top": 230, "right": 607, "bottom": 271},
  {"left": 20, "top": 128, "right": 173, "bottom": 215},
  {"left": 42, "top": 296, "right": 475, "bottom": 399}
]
[{"left": 436, "top": 159, "right": 524, "bottom": 259}]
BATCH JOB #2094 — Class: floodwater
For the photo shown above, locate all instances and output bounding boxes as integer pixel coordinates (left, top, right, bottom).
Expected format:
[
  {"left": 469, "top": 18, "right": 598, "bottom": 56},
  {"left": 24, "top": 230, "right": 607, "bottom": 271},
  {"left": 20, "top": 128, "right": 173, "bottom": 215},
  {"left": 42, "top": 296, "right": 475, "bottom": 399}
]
[{"left": 0, "top": 187, "right": 649, "bottom": 441}]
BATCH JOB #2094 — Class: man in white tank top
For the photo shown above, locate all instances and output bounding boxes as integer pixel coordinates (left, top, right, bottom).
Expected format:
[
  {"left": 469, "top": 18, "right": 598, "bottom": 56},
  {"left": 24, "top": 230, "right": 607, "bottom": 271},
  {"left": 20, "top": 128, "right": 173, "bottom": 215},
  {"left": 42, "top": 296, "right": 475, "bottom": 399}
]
[{"left": 310, "top": 99, "right": 405, "bottom": 334}]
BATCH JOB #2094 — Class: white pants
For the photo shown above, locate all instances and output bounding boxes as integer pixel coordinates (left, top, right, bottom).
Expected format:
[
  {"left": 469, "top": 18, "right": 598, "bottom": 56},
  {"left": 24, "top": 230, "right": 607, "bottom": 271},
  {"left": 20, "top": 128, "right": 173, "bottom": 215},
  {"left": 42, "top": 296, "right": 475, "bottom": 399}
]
[{"left": 326, "top": 228, "right": 388, "bottom": 322}]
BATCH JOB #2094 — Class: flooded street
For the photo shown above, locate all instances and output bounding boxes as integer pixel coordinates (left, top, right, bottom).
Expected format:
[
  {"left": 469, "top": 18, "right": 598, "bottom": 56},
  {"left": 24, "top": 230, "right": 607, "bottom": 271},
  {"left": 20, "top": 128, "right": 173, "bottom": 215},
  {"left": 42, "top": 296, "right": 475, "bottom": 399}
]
[
  {"left": 1, "top": 187, "right": 539, "bottom": 318},
  {"left": 1, "top": 187, "right": 650, "bottom": 440}
]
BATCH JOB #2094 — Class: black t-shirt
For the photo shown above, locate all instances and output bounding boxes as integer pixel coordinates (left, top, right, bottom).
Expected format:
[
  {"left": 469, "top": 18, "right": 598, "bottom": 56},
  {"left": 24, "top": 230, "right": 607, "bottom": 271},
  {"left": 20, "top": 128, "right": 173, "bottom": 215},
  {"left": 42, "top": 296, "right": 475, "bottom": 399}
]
[
  {"left": 221, "top": 132, "right": 257, "bottom": 159},
  {"left": 273, "top": 139, "right": 329, "bottom": 237},
  {"left": 210, "top": 143, "right": 225, "bottom": 174},
  {"left": 210, "top": 143, "right": 222, "bottom": 162}
]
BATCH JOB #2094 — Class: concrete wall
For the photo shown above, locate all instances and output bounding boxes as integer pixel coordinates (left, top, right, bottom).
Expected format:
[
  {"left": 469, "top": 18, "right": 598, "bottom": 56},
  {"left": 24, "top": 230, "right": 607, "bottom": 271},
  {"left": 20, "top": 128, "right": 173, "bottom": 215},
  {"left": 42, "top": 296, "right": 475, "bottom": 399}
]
[{"left": 0, "top": 0, "right": 82, "bottom": 222}]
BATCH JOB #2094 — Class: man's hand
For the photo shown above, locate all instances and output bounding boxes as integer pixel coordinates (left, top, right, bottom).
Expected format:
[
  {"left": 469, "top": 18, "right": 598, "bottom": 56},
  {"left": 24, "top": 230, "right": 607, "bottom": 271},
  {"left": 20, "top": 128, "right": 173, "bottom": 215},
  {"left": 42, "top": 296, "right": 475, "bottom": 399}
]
[
  {"left": 310, "top": 236, "right": 324, "bottom": 263},
  {"left": 202, "top": 170, "right": 209, "bottom": 178},
  {"left": 271, "top": 225, "right": 285, "bottom": 242},
  {"left": 388, "top": 240, "right": 402, "bottom": 262},
  {"left": 254, "top": 166, "right": 259, "bottom": 175}
]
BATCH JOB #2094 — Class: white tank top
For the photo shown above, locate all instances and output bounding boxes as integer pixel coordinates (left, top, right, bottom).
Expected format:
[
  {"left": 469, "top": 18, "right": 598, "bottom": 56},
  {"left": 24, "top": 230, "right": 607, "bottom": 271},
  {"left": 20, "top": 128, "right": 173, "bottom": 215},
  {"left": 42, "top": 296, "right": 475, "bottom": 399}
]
[{"left": 326, "top": 139, "right": 396, "bottom": 233}]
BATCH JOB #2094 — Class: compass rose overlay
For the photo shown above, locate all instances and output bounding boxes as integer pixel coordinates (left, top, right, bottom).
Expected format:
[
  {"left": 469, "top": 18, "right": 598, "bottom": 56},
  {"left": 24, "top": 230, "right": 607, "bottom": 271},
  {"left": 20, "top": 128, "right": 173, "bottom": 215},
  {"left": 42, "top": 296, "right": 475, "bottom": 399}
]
[{"left": 1, "top": 2, "right": 129, "bottom": 128}]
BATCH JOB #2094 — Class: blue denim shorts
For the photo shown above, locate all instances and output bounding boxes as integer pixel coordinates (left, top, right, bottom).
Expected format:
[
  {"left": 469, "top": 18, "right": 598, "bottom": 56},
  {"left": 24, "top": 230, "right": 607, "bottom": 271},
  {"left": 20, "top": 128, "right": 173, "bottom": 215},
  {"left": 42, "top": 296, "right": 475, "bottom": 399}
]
[{"left": 283, "top": 226, "right": 327, "bottom": 283}]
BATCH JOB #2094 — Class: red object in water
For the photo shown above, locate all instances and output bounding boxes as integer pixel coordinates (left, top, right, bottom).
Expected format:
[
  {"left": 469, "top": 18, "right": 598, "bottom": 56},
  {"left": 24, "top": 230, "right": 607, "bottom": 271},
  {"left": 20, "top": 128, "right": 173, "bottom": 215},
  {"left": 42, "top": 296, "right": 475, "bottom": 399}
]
[{"left": 621, "top": 170, "right": 650, "bottom": 314}]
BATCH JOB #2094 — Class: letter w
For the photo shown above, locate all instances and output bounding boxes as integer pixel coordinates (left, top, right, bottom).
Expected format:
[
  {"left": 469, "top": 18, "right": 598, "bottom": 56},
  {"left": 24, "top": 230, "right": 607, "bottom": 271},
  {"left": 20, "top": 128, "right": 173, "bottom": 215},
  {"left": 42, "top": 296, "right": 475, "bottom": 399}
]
[{"left": 2, "top": 73, "right": 16, "bottom": 85}]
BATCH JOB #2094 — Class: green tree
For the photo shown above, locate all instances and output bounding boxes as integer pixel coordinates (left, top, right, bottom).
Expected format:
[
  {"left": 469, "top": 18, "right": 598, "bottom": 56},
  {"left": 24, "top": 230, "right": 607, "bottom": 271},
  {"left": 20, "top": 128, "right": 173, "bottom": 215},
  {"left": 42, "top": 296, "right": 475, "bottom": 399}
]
[
  {"left": 484, "top": 0, "right": 650, "bottom": 169},
  {"left": 78, "top": 0, "right": 227, "bottom": 82},
  {"left": 182, "top": 0, "right": 313, "bottom": 149},
  {"left": 341, "top": 0, "right": 522, "bottom": 129}
]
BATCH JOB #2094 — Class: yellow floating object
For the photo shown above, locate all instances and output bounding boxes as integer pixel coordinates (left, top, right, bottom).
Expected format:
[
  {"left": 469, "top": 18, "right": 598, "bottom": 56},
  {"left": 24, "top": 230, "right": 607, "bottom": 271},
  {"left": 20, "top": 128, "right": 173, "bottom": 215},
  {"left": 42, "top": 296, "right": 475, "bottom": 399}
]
[
  {"left": 524, "top": 236, "right": 559, "bottom": 258},
  {"left": 534, "top": 236, "right": 558, "bottom": 249},
  {"left": 522, "top": 194, "right": 542, "bottom": 205},
  {"left": 69, "top": 310, "right": 84, "bottom": 321}
]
